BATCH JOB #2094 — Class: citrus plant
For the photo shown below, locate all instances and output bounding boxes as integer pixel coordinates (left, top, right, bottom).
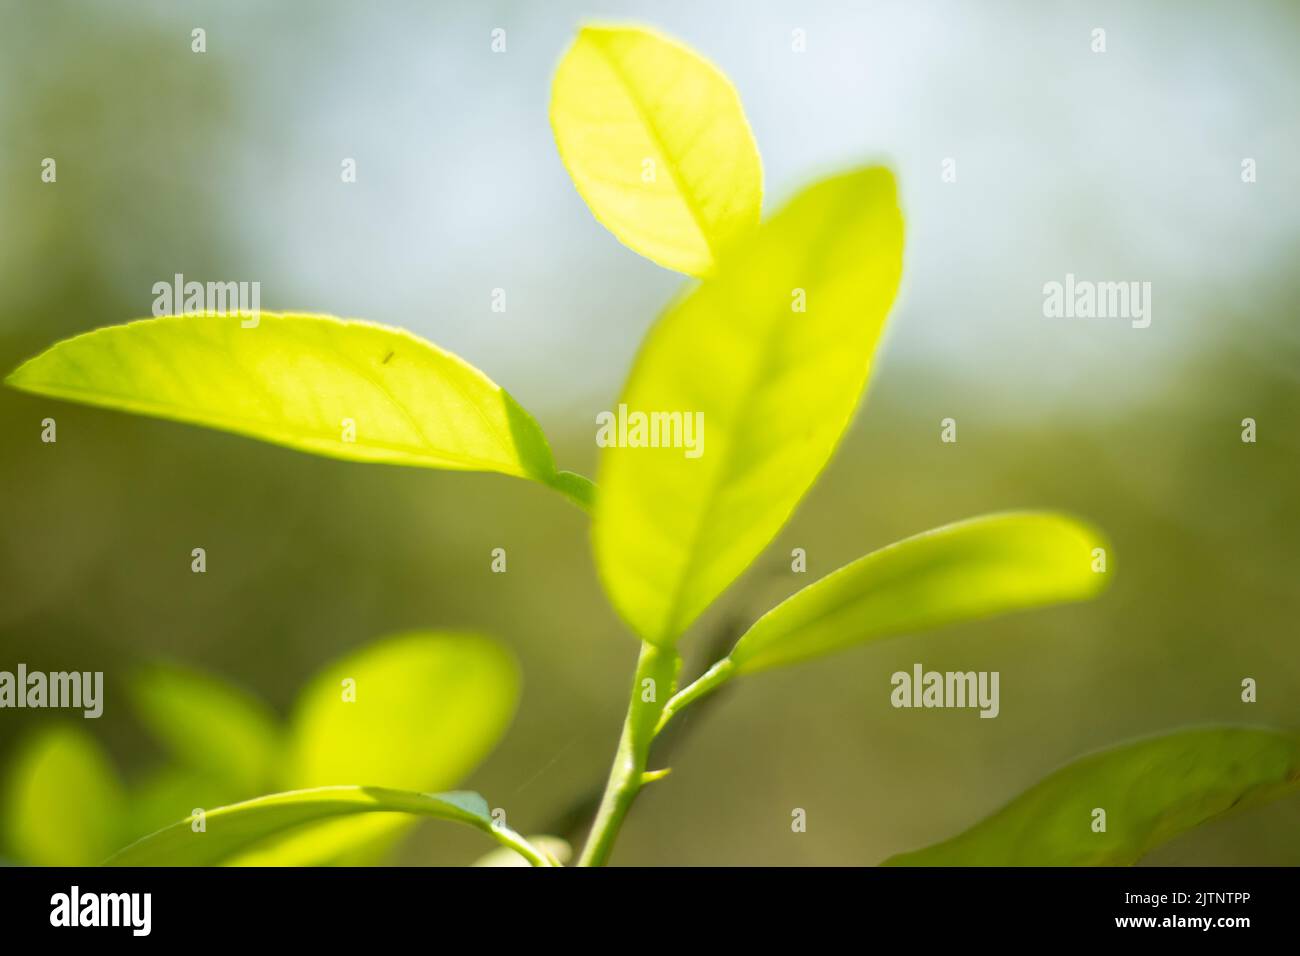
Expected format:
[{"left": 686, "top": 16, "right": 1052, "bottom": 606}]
[{"left": 7, "top": 24, "right": 1298, "bottom": 866}]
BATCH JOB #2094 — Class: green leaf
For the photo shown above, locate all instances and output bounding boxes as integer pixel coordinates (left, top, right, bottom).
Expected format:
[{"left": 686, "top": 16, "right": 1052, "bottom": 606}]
[
  {"left": 126, "top": 768, "right": 252, "bottom": 845},
  {"left": 222, "top": 814, "right": 412, "bottom": 867},
  {"left": 3, "top": 727, "right": 125, "bottom": 865},
  {"left": 550, "top": 24, "right": 763, "bottom": 276},
  {"left": 593, "top": 168, "right": 904, "bottom": 646},
  {"left": 883, "top": 727, "right": 1300, "bottom": 866},
  {"left": 284, "top": 631, "right": 519, "bottom": 792},
  {"left": 130, "top": 663, "right": 281, "bottom": 792},
  {"left": 173, "top": 630, "right": 522, "bottom": 867},
  {"left": 106, "top": 786, "right": 553, "bottom": 866},
  {"left": 5, "top": 313, "right": 576, "bottom": 498},
  {"left": 730, "top": 512, "right": 1110, "bottom": 674},
  {"left": 473, "top": 835, "right": 572, "bottom": 867}
]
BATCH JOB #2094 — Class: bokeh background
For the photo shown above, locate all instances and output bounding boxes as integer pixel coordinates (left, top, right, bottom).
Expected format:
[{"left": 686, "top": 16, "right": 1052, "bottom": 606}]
[{"left": 2, "top": 0, "right": 1298, "bottom": 865}]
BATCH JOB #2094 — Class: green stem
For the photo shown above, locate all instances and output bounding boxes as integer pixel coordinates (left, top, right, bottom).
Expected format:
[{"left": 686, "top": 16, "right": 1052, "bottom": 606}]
[
  {"left": 654, "top": 657, "right": 736, "bottom": 735},
  {"left": 578, "top": 642, "right": 682, "bottom": 866},
  {"left": 486, "top": 823, "right": 559, "bottom": 867}
]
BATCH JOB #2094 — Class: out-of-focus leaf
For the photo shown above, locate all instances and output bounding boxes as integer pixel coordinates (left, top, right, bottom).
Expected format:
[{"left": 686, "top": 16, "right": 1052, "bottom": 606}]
[
  {"left": 284, "top": 631, "right": 519, "bottom": 791},
  {"left": 550, "top": 24, "right": 762, "bottom": 276},
  {"left": 130, "top": 663, "right": 280, "bottom": 792},
  {"left": 730, "top": 512, "right": 1110, "bottom": 674},
  {"left": 5, "top": 314, "right": 576, "bottom": 499},
  {"left": 883, "top": 727, "right": 1300, "bottom": 866},
  {"left": 106, "top": 787, "right": 552, "bottom": 866},
  {"left": 593, "top": 168, "right": 904, "bottom": 646},
  {"left": 3, "top": 727, "right": 125, "bottom": 865},
  {"left": 473, "top": 835, "right": 572, "bottom": 867}
]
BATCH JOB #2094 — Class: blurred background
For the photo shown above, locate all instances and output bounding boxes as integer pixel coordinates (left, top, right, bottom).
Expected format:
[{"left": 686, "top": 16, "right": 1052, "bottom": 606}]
[{"left": 1, "top": 0, "right": 1297, "bottom": 865}]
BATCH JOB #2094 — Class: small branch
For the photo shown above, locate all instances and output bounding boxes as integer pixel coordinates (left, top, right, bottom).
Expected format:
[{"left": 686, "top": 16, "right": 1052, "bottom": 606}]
[
  {"left": 654, "top": 657, "right": 737, "bottom": 736},
  {"left": 487, "top": 824, "right": 561, "bottom": 867}
]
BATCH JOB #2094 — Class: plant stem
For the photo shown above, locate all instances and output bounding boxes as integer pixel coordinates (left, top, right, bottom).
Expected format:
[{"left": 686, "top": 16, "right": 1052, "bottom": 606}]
[
  {"left": 488, "top": 824, "right": 559, "bottom": 867},
  {"left": 578, "top": 641, "right": 681, "bottom": 866},
  {"left": 654, "top": 657, "right": 736, "bottom": 735}
]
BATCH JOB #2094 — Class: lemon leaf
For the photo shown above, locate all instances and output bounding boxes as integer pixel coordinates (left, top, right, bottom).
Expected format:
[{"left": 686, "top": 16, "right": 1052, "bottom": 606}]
[
  {"left": 730, "top": 512, "right": 1110, "bottom": 674},
  {"left": 593, "top": 168, "right": 904, "bottom": 645},
  {"left": 6, "top": 313, "right": 577, "bottom": 500},
  {"left": 551, "top": 24, "right": 763, "bottom": 276},
  {"left": 884, "top": 727, "right": 1300, "bottom": 866}
]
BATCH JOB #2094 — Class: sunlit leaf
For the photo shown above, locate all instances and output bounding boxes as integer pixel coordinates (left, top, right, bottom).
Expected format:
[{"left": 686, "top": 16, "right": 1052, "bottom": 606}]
[
  {"left": 284, "top": 631, "right": 519, "bottom": 791},
  {"left": 883, "top": 727, "right": 1300, "bottom": 866},
  {"left": 3, "top": 727, "right": 125, "bottom": 865},
  {"left": 593, "top": 168, "right": 904, "bottom": 646},
  {"left": 5, "top": 313, "right": 579, "bottom": 500},
  {"left": 551, "top": 24, "right": 763, "bottom": 276},
  {"left": 729, "top": 512, "right": 1109, "bottom": 674},
  {"left": 106, "top": 786, "right": 552, "bottom": 866},
  {"left": 130, "top": 663, "right": 281, "bottom": 792}
]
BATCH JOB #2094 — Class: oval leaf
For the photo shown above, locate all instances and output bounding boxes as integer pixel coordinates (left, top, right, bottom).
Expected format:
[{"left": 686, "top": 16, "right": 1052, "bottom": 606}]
[
  {"left": 593, "top": 168, "right": 904, "bottom": 645},
  {"left": 3, "top": 727, "right": 125, "bottom": 865},
  {"left": 285, "top": 631, "right": 519, "bottom": 792},
  {"left": 130, "top": 663, "right": 281, "bottom": 793},
  {"left": 5, "top": 313, "right": 569, "bottom": 493},
  {"left": 883, "top": 727, "right": 1300, "bottom": 866},
  {"left": 106, "top": 786, "right": 550, "bottom": 866},
  {"left": 730, "top": 512, "right": 1109, "bottom": 674},
  {"left": 551, "top": 24, "right": 763, "bottom": 276}
]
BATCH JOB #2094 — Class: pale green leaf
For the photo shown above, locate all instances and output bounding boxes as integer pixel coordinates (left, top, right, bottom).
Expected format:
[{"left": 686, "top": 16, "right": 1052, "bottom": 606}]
[
  {"left": 593, "top": 168, "right": 904, "bottom": 645},
  {"left": 3, "top": 727, "right": 125, "bottom": 865},
  {"left": 730, "top": 512, "right": 1110, "bottom": 674},
  {"left": 130, "top": 663, "right": 281, "bottom": 792},
  {"left": 5, "top": 313, "right": 577, "bottom": 499},
  {"left": 106, "top": 786, "right": 552, "bottom": 866},
  {"left": 550, "top": 24, "right": 763, "bottom": 276},
  {"left": 284, "top": 631, "right": 519, "bottom": 792},
  {"left": 883, "top": 727, "right": 1300, "bottom": 866}
]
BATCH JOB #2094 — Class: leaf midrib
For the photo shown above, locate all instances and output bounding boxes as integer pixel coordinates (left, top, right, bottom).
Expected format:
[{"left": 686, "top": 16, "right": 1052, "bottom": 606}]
[{"left": 588, "top": 31, "right": 720, "bottom": 269}]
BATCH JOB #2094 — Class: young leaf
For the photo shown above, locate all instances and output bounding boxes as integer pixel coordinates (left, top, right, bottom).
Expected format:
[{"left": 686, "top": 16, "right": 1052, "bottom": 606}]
[
  {"left": 105, "top": 786, "right": 554, "bottom": 866},
  {"left": 5, "top": 313, "right": 577, "bottom": 499},
  {"left": 729, "top": 512, "right": 1109, "bottom": 674},
  {"left": 550, "top": 24, "right": 763, "bottom": 276},
  {"left": 593, "top": 168, "right": 904, "bottom": 646},
  {"left": 130, "top": 663, "right": 281, "bottom": 793},
  {"left": 883, "top": 727, "right": 1300, "bottom": 866},
  {"left": 284, "top": 631, "right": 519, "bottom": 792},
  {"left": 3, "top": 727, "right": 125, "bottom": 866}
]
